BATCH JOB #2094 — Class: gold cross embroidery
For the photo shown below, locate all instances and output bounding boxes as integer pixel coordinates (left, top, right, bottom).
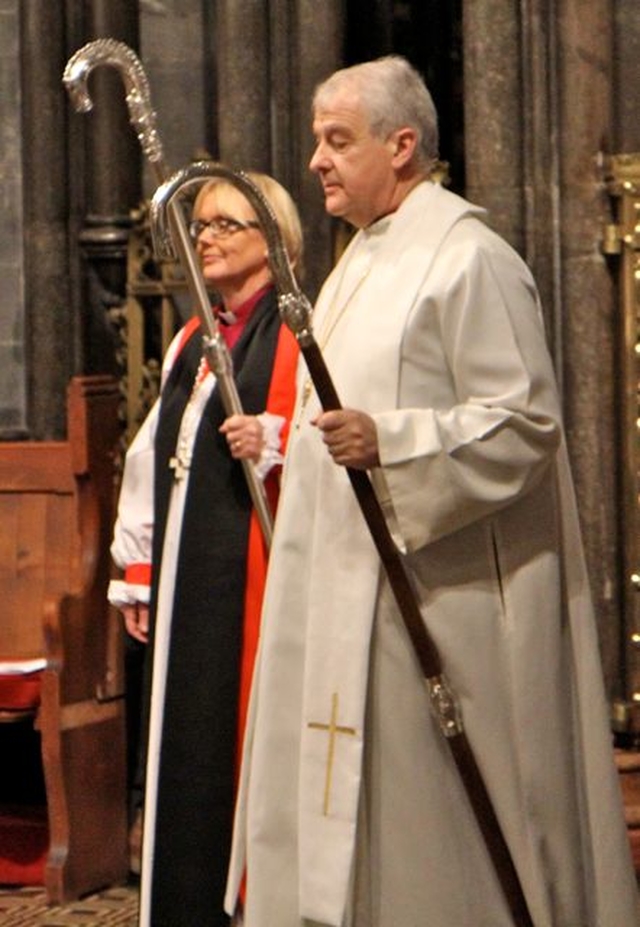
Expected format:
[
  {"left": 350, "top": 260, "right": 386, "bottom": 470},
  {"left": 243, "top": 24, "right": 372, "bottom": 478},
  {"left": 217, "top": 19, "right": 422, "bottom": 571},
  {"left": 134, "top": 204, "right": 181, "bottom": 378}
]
[{"left": 307, "top": 692, "right": 357, "bottom": 816}]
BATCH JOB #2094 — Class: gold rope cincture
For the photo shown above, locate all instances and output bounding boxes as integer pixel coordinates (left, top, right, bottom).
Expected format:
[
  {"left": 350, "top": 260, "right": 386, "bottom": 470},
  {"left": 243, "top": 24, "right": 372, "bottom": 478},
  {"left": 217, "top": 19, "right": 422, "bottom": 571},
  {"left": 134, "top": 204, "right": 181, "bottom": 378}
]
[{"left": 307, "top": 692, "right": 357, "bottom": 816}]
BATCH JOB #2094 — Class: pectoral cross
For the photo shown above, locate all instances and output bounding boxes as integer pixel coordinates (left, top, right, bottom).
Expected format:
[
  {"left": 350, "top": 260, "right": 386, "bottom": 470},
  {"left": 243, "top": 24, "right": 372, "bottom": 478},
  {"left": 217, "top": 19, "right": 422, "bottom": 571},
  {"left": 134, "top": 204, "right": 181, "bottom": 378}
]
[
  {"left": 169, "top": 454, "right": 189, "bottom": 481},
  {"left": 307, "top": 692, "right": 357, "bottom": 816}
]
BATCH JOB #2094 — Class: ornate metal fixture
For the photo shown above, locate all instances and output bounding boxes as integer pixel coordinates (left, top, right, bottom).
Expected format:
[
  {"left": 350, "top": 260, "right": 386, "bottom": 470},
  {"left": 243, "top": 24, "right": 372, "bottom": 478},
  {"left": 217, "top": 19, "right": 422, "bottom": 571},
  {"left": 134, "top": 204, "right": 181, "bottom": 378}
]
[
  {"left": 110, "top": 203, "right": 185, "bottom": 446},
  {"left": 601, "top": 152, "right": 640, "bottom": 738}
]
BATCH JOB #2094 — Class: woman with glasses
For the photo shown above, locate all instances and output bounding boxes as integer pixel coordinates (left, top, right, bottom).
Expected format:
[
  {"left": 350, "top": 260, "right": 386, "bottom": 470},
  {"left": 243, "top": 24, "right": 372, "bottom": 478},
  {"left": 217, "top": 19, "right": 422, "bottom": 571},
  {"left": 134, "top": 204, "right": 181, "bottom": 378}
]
[{"left": 108, "top": 172, "right": 303, "bottom": 927}]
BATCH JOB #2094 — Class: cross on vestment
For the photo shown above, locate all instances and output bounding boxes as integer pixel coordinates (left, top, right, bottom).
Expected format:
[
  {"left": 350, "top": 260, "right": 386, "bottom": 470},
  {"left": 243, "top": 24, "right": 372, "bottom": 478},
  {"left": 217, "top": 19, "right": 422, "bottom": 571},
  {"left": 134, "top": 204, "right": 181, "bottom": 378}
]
[
  {"left": 307, "top": 692, "right": 357, "bottom": 816},
  {"left": 169, "top": 454, "right": 189, "bottom": 481}
]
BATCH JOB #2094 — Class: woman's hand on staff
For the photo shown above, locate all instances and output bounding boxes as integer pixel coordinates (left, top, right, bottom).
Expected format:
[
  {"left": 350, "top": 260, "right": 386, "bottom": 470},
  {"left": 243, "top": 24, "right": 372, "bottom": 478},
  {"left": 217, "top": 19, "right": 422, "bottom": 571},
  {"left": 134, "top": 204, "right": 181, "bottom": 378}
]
[{"left": 220, "top": 414, "right": 266, "bottom": 462}]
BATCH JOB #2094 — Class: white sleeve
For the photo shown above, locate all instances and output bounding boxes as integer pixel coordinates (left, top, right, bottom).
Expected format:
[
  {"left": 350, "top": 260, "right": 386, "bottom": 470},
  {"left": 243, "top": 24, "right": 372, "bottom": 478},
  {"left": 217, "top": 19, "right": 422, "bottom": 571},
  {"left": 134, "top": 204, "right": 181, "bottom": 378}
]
[
  {"left": 107, "top": 578, "right": 152, "bottom": 608},
  {"left": 108, "top": 325, "right": 198, "bottom": 607},
  {"left": 110, "top": 398, "right": 160, "bottom": 571},
  {"left": 110, "top": 323, "right": 190, "bottom": 573},
  {"left": 254, "top": 412, "right": 286, "bottom": 479},
  {"left": 372, "top": 233, "right": 563, "bottom": 553}
]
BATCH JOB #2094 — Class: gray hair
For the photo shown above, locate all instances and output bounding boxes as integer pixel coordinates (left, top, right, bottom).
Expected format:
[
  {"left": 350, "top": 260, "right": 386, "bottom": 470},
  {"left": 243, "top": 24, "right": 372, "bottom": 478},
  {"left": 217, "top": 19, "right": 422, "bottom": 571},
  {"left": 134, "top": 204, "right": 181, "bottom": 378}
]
[{"left": 312, "top": 56, "right": 439, "bottom": 172}]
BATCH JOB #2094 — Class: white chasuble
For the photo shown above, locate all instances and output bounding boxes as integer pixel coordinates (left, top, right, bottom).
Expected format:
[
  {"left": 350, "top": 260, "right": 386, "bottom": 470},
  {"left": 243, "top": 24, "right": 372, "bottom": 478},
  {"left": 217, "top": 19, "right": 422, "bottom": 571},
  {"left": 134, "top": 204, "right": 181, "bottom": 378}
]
[{"left": 226, "top": 182, "right": 639, "bottom": 927}]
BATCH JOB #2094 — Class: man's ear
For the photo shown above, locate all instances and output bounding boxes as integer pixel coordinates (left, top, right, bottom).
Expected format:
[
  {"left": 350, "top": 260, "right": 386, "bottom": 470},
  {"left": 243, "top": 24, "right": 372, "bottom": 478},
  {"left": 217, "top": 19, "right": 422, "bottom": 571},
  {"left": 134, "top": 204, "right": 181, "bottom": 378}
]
[{"left": 390, "top": 127, "right": 418, "bottom": 168}]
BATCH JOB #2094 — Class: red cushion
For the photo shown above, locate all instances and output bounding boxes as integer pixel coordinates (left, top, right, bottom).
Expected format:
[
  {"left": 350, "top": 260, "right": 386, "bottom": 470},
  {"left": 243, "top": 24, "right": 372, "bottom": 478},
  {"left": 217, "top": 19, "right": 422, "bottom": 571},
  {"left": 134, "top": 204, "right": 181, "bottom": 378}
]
[
  {"left": 0, "top": 673, "right": 42, "bottom": 712},
  {"left": 0, "top": 805, "right": 48, "bottom": 886}
]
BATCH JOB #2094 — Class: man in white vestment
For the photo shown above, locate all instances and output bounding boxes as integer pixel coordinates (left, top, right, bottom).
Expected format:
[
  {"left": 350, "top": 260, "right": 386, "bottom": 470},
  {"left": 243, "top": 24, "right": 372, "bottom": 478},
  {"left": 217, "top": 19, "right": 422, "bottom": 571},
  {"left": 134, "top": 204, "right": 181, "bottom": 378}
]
[{"left": 225, "top": 56, "right": 639, "bottom": 927}]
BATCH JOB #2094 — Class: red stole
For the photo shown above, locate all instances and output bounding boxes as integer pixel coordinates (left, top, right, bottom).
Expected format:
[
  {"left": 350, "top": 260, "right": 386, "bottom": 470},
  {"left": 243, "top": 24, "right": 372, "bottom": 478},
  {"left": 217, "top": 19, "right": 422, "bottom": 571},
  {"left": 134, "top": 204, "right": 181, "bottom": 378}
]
[
  {"left": 236, "top": 324, "right": 299, "bottom": 768},
  {"left": 174, "top": 300, "right": 299, "bottom": 771}
]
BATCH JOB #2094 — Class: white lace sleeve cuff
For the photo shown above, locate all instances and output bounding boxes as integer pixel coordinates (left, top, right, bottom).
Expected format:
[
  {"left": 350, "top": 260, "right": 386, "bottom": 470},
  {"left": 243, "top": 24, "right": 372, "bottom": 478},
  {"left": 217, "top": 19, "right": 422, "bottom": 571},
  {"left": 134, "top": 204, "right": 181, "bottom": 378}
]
[
  {"left": 108, "top": 579, "right": 152, "bottom": 609},
  {"left": 254, "top": 412, "right": 286, "bottom": 480}
]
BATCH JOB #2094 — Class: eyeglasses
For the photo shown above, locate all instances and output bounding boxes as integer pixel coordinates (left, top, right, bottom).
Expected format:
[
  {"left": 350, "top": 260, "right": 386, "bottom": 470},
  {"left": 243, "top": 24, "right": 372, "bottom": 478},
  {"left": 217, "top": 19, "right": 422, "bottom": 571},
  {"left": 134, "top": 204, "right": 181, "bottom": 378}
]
[{"left": 188, "top": 216, "right": 260, "bottom": 242}]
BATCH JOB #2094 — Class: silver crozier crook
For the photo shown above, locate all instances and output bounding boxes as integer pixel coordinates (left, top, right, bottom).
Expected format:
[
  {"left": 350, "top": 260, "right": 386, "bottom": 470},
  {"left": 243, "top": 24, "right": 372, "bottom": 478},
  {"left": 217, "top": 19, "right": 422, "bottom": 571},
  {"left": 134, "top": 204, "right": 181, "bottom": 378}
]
[
  {"left": 152, "top": 160, "right": 534, "bottom": 927},
  {"left": 62, "top": 39, "right": 274, "bottom": 547},
  {"left": 148, "top": 159, "right": 313, "bottom": 329}
]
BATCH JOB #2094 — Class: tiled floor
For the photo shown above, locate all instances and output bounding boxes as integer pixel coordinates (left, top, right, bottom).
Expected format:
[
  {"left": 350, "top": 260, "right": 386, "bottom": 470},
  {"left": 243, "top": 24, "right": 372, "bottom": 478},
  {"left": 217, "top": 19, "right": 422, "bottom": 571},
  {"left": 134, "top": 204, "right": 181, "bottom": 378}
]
[{"left": 0, "top": 883, "right": 138, "bottom": 927}]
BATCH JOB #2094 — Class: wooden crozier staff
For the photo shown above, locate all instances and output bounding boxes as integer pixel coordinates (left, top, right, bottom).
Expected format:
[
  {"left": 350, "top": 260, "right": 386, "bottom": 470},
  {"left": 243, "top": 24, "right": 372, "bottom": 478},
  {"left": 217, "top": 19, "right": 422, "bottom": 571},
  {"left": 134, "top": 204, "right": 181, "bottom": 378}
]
[
  {"left": 62, "top": 39, "right": 274, "bottom": 547},
  {"left": 150, "top": 160, "right": 536, "bottom": 927}
]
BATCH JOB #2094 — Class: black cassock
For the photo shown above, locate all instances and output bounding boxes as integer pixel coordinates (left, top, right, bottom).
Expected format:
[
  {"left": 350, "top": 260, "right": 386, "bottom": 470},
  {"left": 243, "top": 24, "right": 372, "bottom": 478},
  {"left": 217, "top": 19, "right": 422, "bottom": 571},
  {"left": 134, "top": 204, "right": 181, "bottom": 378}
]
[{"left": 140, "top": 290, "right": 283, "bottom": 927}]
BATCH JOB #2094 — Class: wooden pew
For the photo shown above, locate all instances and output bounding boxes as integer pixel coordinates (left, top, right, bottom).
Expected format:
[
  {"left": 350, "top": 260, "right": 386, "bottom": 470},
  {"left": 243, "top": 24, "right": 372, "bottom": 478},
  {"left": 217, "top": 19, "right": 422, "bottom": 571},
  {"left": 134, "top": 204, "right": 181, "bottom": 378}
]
[
  {"left": 616, "top": 749, "right": 640, "bottom": 878},
  {"left": 0, "top": 375, "right": 128, "bottom": 903}
]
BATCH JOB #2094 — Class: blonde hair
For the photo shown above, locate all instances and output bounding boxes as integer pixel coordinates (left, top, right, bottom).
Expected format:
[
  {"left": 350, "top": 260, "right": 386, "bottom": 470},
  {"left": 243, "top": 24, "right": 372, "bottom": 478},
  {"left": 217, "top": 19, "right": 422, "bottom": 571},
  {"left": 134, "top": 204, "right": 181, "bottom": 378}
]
[{"left": 193, "top": 171, "right": 304, "bottom": 277}]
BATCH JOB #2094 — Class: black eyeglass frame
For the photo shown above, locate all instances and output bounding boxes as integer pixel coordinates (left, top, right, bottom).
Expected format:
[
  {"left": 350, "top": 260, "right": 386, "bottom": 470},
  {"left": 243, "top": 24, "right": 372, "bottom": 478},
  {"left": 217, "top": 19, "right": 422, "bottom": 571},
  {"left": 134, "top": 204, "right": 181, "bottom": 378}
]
[{"left": 188, "top": 216, "right": 261, "bottom": 242}]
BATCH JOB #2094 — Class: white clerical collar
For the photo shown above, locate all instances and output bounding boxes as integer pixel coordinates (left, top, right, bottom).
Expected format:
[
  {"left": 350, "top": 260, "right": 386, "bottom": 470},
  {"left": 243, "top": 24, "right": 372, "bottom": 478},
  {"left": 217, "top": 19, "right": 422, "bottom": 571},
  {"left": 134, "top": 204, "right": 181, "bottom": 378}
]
[
  {"left": 362, "top": 212, "right": 393, "bottom": 239},
  {"left": 363, "top": 181, "right": 436, "bottom": 237}
]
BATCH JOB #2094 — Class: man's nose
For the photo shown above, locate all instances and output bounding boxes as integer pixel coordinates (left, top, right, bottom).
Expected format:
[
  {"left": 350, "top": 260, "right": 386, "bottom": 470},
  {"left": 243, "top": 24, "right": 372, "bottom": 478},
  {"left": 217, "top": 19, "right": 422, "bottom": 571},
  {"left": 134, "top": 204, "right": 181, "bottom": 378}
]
[{"left": 309, "top": 143, "right": 326, "bottom": 173}]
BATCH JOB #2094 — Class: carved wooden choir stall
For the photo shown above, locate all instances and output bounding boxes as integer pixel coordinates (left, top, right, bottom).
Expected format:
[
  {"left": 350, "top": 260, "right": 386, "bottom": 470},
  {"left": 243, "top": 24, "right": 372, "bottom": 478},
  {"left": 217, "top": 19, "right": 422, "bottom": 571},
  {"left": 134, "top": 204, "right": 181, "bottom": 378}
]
[{"left": 0, "top": 375, "right": 128, "bottom": 903}]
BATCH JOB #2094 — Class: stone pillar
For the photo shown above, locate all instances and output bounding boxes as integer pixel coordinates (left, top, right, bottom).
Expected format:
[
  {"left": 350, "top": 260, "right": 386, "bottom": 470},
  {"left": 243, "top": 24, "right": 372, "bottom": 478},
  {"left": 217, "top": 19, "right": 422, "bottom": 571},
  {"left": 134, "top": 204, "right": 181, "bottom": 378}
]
[
  {"left": 140, "top": 0, "right": 207, "bottom": 187},
  {"left": 268, "top": 0, "right": 301, "bottom": 197},
  {"left": 295, "top": 0, "right": 345, "bottom": 299},
  {"left": 463, "top": 0, "right": 622, "bottom": 696},
  {"left": 21, "top": 0, "right": 75, "bottom": 438},
  {"left": 0, "top": 0, "right": 27, "bottom": 437},
  {"left": 610, "top": 0, "right": 640, "bottom": 722},
  {"left": 519, "top": 0, "right": 563, "bottom": 367},
  {"left": 212, "top": 0, "right": 343, "bottom": 300},
  {"left": 464, "top": 1, "right": 563, "bottom": 361},
  {"left": 82, "top": 1, "right": 141, "bottom": 218},
  {"left": 76, "top": 0, "right": 141, "bottom": 377},
  {"left": 215, "top": 0, "right": 271, "bottom": 171},
  {"left": 463, "top": 2, "right": 525, "bottom": 254},
  {"left": 614, "top": 0, "right": 640, "bottom": 152},
  {"left": 554, "top": 2, "right": 621, "bottom": 694}
]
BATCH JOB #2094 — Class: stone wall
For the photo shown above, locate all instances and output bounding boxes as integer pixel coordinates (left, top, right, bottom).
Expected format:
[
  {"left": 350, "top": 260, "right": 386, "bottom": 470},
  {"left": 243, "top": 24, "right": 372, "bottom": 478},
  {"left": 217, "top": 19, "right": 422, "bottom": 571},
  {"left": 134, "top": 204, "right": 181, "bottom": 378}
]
[
  {"left": 464, "top": 0, "right": 640, "bottom": 699},
  {"left": 0, "top": 0, "right": 26, "bottom": 435}
]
